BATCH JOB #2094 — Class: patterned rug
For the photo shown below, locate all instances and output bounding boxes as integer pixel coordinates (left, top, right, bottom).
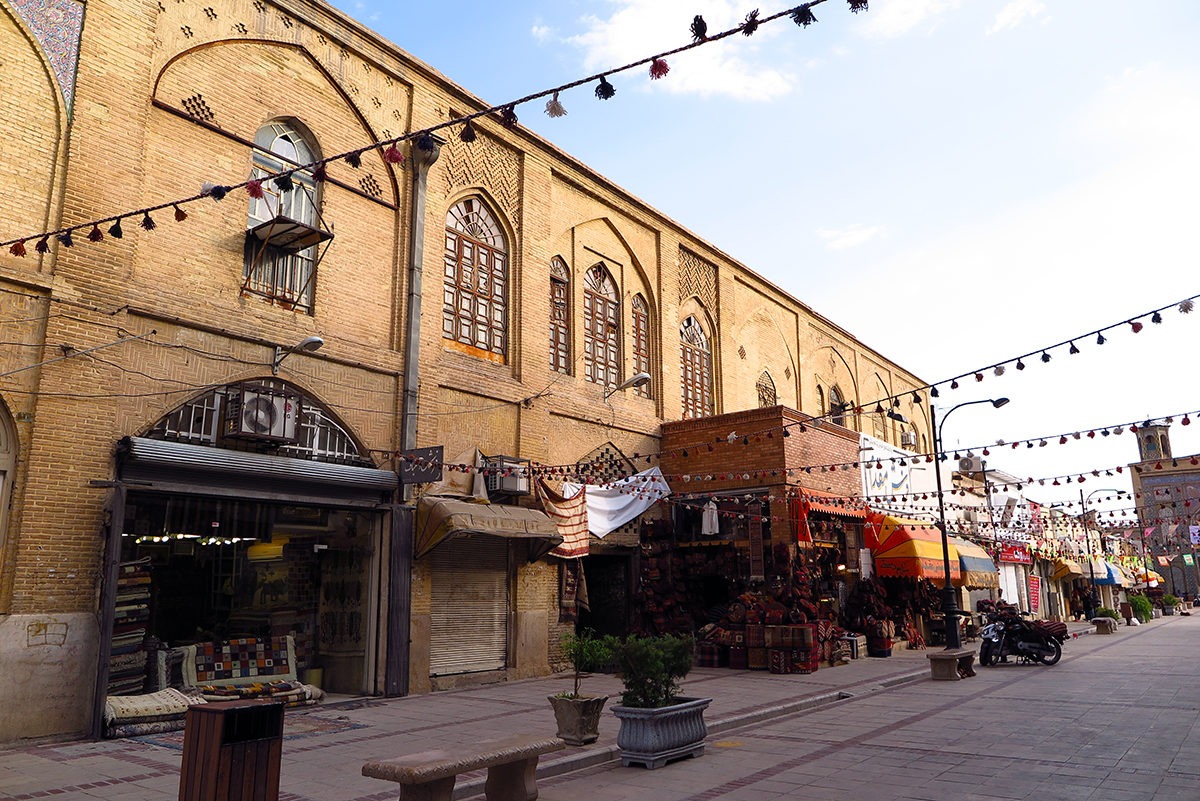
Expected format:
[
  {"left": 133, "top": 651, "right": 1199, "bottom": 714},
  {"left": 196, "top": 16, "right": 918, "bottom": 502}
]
[{"left": 133, "top": 713, "right": 367, "bottom": 750}]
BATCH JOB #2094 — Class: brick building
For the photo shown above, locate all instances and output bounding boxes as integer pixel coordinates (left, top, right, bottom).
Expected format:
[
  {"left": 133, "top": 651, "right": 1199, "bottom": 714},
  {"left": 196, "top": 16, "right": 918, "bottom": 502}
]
[{"left": 0, "top": 0, "right": 928, "bottom": 742}]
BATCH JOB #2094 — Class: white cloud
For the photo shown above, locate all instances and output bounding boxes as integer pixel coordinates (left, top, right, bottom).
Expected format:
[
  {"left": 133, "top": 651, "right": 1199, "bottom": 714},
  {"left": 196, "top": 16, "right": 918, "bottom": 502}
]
[
  {"left": 1073, "top": 64, "right": 1200, "bottom": 152},
  {"left": 565, "top": 1, "right": 796, "bottom": 101},
  {"left": 816, "top": 224, "right": 885, "bottom": 250},
  {"left": 988, "top": 0, "right": 1047, "bottom": 35},
  {"left": 858, "top": 0, "right": 961, "bottom": 39},
  {"left": 531, "top": 24, "right": 553, "bottom": 43}
]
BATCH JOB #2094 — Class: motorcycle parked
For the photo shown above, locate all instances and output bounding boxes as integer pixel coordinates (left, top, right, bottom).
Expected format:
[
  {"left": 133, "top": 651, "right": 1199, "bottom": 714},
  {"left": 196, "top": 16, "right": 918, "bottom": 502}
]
[{"left": 979, "top": 611, "right": 1068, "bottom": 666}]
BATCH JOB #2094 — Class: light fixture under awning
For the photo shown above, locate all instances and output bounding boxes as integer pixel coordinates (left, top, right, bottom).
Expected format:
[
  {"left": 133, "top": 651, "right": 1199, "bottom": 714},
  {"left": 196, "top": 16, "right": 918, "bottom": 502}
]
[
  {"left": 415, "top": 496, "right": 562, "bottom": 562},
  {"left": 249, "top": 215, "right": 333, "bottom": 252}
]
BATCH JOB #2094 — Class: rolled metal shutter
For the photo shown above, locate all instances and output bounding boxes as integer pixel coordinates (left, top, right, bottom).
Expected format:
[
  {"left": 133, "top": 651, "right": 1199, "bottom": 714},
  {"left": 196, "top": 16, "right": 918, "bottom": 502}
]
[{"left": 429, "top": 536, "right": 509, "bottom": 675}]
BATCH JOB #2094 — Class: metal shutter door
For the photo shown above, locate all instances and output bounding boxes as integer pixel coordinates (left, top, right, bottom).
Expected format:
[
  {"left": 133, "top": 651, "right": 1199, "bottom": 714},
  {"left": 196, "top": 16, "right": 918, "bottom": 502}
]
[{"left": 429, "top": 536, "right": 509, "bottom": 675}]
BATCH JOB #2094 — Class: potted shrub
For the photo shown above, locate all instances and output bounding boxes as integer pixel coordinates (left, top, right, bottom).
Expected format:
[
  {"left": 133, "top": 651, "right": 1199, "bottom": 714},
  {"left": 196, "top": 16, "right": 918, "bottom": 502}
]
[
  {"left": 548, "top": 630, "right": 614, "bottom": 746},
  {"left": 1161, "top": 594, "right": 1180, "bottom": 615},
  {"left": 1129, "top": 594, "right": 1153, "bottom": 624},
  {"left": 610, "top": 635, "right": 710, "bottom": 769}
]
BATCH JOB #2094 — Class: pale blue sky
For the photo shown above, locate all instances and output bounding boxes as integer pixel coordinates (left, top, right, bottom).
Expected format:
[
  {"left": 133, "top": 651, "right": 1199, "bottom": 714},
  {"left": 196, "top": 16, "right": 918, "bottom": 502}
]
[{"left": 329, "top": 0, "right": 1200, "bottom": 514}]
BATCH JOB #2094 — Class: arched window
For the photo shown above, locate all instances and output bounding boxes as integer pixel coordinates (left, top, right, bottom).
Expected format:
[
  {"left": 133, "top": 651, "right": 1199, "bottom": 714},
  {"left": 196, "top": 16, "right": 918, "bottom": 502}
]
[
  {"left": 816, "top": 385, "right": 825, "bottom": 415},
  {"left": 829, "top": 386, "right": 848, "bottom": 427},
  {"left": 443, "top": 198, "right": 508, "bottom": 358},
  {"left": 680, "top": 316, "right": 713, "bottom": 419},
  {"left": 1160, "top": 435, "right": 1171, "bottom": 458},
  {"left": 631, "top": 294, "right": 651, "bottom": 398},
  {"left": 550, "top": 257, "right": 570, "bottom": 374},
  {"left": 583, "top": 264, "right": 619, "bottom": 388},
  {"left": 756, "top": 371, "right": 776, "bottom": 408},
  {"left": 244, "top": 121, "right": 323, "bottom": 313},
  {"left": 1143, "top": 436, "right": 1160, "bottom": 458}
]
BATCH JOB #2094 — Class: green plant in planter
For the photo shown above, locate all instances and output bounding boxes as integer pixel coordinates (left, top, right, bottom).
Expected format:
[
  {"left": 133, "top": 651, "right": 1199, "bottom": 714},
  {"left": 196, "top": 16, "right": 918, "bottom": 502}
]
[
  {"left": 613, "top": 635, "right": 694, "bottom": 708},
  {"left": 1096, "top": 607, "right": 1119, "bottom": 620},
  {"left": 1129, "top": 594, "right": 1153, "bottom": 623},
  {"left": 558, "top": 630, "right": 615, "bottom": 698},
  {"left": 1162, "top": 594, "right": 1180, "bottom": 608}
]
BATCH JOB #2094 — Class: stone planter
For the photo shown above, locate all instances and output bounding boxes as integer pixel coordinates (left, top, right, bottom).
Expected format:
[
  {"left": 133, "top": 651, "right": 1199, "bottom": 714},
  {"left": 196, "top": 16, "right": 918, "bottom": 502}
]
[
  {"left": 1163, "top": 606, "right": 1177, "bottom": 616},
  {"left": 548, "top": 695, "right": 608, "bottom": 746},
  {"left": 612, "top": 696, "right": 711, "bottom": 769}
]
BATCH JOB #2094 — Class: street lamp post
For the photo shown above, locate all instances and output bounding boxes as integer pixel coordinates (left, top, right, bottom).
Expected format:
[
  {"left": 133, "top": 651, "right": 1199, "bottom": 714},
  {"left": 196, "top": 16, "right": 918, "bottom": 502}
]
[{"left": 931, "top": 397, "right": 1009, "bottom": 650}]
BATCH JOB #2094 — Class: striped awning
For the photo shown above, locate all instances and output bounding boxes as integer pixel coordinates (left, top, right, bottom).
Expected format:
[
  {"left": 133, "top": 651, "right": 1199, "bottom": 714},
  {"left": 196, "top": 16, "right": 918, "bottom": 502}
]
[
  {"left": 950, "top": 536, "right": 999, "bottom": 589},
  {"left": 865, "top": 514, "right": 959, "bottom": 583},
  {"left": 1051, "top": 558, "right": 1084, "bottom": 581}
]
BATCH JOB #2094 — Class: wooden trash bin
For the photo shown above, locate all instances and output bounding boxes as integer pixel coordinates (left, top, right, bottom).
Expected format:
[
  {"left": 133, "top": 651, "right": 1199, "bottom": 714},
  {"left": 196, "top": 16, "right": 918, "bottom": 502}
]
[{"left": 179, "top": 699, "right": 284, "bottom": 801}]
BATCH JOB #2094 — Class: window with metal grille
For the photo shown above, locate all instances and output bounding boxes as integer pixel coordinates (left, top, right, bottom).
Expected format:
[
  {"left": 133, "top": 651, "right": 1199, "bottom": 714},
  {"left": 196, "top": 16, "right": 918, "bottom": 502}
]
[
  {"left": 756, "top": 371, "right": 776, "bottom": 408},
  {"left": 680, "top": 316, "right": 713, "bottom": 419},
  {"left": 243, "top": 121, "right": 321, "bottom": 313},
  {"left": 443, "top": 198, "right": 508, "bottom": 358},
  {"left": 147, "top": 381, "right": 371, "bottom": 466},
  {"left": 583, "top": 265, "right": 619, "bottom": 388},
  {"left": 550, "top": 257, "right": 570, "bottom": 374},
  {"left": 631, "top": 294, "right": 651, "bottom": 398},
  {"left": 829, "top": 386, "right": 848, "bottom": 427}
]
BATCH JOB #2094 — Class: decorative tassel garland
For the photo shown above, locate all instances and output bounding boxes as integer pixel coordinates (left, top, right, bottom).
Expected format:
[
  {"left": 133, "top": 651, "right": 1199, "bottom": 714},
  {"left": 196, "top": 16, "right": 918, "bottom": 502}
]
[
  {"left": 848, "top": 0, "right": 868, "bottom": 11},
  {"left": 1069, "top": 341, "right": 1079, "bottom": 354},
  {"left": 246, "top": 179, "right": 265, "bottom": 199},
  {"left": 274, "top": 173, "right": 294, "bottom": 192},
  {"left": 690, "top": 15, "right": 708, "bottom": 42},
  {"left": 1016, "top": 360, "right": 1026, "bottom": 370},
  {"left": 974, "top": 372, "right": 983, "bottom": 382},
  {"left": 595, "top": 76, "right": 616, "bottom": 100},
  {"left": 35, "top": 237, "right": 50, "bottom": 254},
  {"left": 108, "top": 219, "right": 124, "bottom": 239},
  {"left": 345, "top": 151, "right": 362, "bottom": 169},
  {"left": 1130, "top": 320, "right": 1143, "bottom": 333},
  {"left": 208, "top": 185, "right": 228, "bottom": 201},
  {"left": 545, "top": 92, "right": 567, "bottom": 117},
  {"left": 500, "top": 106, "right": 519, "bottom": 129},
  {"left": 994, "top": 365, "right": 1005, "bottom": 376},
  {"left": 417, "top": 132, "right": 436, "bottom": 152},
  {"left": 930, "top": 386, "right": 939, "bottom": 398},
  {"left": 791, "top": 6, "right": 817, "bottom": 26},
  {"left": 649, "top": 58, "right": 669, "bottom": 80},
  {"left": 383, "top": 144, "right": 404, "bottom": 165},
  {"left": 1181, "top": 300, "right": 1195, "bottom": 313},
  {"left": 58, "top": 232, "right": 74, "bottom": 248},
  {"left": 1040, "top": 351, "right": 1051, "bottom": 363},
  {"left": 1097, "top": 332, "right": 1106, "bottom": 345},
  {"left": 1151, "top": 311, "right": 1162, "bottom": 324},
  {"left": 9, "top": 241, "right": 26, "bottom": 257},
  {"left": 141, "top": 213, "right": 156, "bottom": 231},
  {"left": 460, "top": 120, "right": 478, "bottom": 142},
  {"left": 173, "top": 205, "right": 187, "bottom": 222},
  {"left": 88, "top": 225, "right": 103, "bottom": 242},
  {"left": 950, "top": 379, "right": 959, "bottom": 389},
  {"left": 741, "top": 9, "right": 761, "bottom": 36},
  {"left": 313, "top": 163, "right": 328, "bottom": 182}
]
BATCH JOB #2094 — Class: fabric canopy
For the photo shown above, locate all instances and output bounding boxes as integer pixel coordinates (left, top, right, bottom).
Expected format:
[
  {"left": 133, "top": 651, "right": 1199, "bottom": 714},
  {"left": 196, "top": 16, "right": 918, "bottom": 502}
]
[
  {"left": 563, "top": 467, "right": 671, "bottom": 538},
  {"left": 1131, "top": 568, "right": 1165, "bottom": 585},
  {"left": 950, "top": 536, "right": 999, "bottom": 589},
  {"left": 865, "top": 514, "right": 959, "bottom": 583},
  {"left": 1051, "top": 558, "right": 1084, "bottom": 581},
  {"left": 1094, "top": 561, "right": 1130, "bottom": 587},
  {"left": 415, "top": 496, "right": 562, "bottom": 560}
]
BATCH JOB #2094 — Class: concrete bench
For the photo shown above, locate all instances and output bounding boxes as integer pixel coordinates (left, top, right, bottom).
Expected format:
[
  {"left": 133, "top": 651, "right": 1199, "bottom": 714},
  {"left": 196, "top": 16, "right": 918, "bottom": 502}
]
[
  {"left": 926, "top": 648, "right": 976, "bottom": 681},
  {"left": 363, "top": 734, "right": 565, "bottom": 801},
  {"left": 1092, "top": 617, "right": 1118, "bottom": 634}
]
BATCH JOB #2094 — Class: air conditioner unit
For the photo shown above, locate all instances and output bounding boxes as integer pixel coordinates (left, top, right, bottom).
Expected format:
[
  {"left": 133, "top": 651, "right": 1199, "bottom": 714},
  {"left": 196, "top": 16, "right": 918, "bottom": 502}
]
[
  {"left": 224, "top": 386, "right": 299, "bottom": 443},
  {"left": 957, "top": 456, "right": 985, "bottom": 473},
  {"left": 900, "top": 431, "right": 918, "bottom": 448},
  {"left": 483, "top": 454, "right": 531, "bottom": 497}
]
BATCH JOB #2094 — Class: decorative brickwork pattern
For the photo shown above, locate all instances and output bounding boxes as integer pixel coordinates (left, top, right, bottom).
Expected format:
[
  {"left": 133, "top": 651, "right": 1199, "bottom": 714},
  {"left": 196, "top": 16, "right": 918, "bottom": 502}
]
[
  {"left": 440, "top": 134, "right": 523, "bottom": 234},
  {"left": 678, "top": 247, "right": 717, "bottom": 311}
]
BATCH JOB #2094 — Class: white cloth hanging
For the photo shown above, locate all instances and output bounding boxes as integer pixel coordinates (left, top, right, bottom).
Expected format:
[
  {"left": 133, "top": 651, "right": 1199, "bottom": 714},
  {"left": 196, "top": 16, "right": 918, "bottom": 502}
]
[
  {"left": 701, "top": 500, "right": 719, "bottom": 537},
  {"left": 563, "top": 467, "right": 671, "bottom": 538}
]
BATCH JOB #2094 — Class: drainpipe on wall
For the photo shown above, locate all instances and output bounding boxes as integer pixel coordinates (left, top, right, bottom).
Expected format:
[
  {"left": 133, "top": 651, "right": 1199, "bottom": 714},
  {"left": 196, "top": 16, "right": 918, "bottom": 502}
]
[{"left": 388, "top": 134, "right": 442, "bottom": 697}]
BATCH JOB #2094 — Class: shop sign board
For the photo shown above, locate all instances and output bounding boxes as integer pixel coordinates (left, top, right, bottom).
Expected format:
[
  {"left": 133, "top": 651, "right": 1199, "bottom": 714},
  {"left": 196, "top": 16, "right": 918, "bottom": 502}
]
[
  {"left": 1027, "top": 575, "right": 1041, "bottom": 613},
  {"left": 1185, "top": 554, "right": 1195, "bottom": 567},
  {"left": 997, "top": 541, "right": 1032, "bottom": 564},
  {"left": 1157, "top": 555, "right": 1170, "bottom": 567}
]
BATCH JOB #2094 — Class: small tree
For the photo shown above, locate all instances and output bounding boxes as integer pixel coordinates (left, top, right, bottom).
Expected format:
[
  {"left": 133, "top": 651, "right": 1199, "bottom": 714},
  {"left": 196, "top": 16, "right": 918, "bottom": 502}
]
[
  {"left": 559, "top": 630, "right": 614, "bottom": 699},
  {"left": 1162, "top": 593, "right": 1180, "bottom": 608},
  {"left": 614, "top": 635, "right": 694, "bottom": 708}
]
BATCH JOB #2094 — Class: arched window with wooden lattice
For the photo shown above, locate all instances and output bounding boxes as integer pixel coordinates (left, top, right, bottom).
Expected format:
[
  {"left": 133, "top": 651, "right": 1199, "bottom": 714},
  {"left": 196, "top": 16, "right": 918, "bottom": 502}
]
[
  {"left": 550, "top": 257, "right": 570, "bottom": 374},
  {"left": 631, "top": 294, "right": 651, "bottom": 397},
  {"left": 756, "top": 371, "right": 776, "bottom": 408},
  {"left": 680, "top": 316, "right": 713, "bottom": 419},
  {"left": 443, "top": 197, "right": 508, "bottom": 359},
  {"left": 584, "top": 264, "right": 620, "bottom": 388}
]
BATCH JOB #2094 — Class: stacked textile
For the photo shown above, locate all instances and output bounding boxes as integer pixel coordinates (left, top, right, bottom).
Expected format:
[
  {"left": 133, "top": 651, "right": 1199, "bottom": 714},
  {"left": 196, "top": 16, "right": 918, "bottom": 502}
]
[
  {"left": 104, "top": 687, "right": 203, "bottom": 738},
  {"left": 108, "top": 560, "right": 153, "bottom": 695}
]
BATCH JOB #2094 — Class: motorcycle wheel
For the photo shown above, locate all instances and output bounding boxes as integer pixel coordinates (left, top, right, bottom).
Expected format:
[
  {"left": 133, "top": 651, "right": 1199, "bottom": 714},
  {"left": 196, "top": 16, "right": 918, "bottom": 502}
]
[
  {"left": 980, "top": 639, "right": 995, "bottom": 666},
  {"left": 1039, "top": 641, "right": 1062, "bottom": 666}
]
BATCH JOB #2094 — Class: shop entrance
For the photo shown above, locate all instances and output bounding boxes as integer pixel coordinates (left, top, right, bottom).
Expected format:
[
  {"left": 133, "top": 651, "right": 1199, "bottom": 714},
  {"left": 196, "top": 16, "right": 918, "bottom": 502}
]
[{"left": 119, "top": 494, "right": 382, "bottom": 695}]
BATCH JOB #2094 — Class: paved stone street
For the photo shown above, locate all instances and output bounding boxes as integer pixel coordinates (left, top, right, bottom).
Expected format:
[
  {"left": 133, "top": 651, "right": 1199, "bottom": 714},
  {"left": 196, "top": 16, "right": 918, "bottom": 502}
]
[{"left": 1, "top": 615, "right": 1194, "bottom": 801}]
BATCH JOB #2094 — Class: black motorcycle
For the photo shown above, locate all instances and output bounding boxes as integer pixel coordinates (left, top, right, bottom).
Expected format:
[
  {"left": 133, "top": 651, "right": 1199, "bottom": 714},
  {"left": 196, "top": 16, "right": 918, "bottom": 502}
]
[{"left": 979, "top": 611, "right": 1067, "bottom": 666}]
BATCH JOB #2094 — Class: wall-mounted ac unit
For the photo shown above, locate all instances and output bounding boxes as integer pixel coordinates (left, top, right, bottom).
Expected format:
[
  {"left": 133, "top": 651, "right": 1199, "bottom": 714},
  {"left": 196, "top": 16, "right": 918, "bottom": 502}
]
[
  {"left": 224, "top": 386, "right": 300, "bottom": 444},
  {"left": 957, "top": 456, "right": 985, "bottom": 473},
  {"left": 484, "top": 454, "right": 531, "bottom": 497},
  {"left": 900, "top": 431, "right": 918, "bottom": 448}
]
